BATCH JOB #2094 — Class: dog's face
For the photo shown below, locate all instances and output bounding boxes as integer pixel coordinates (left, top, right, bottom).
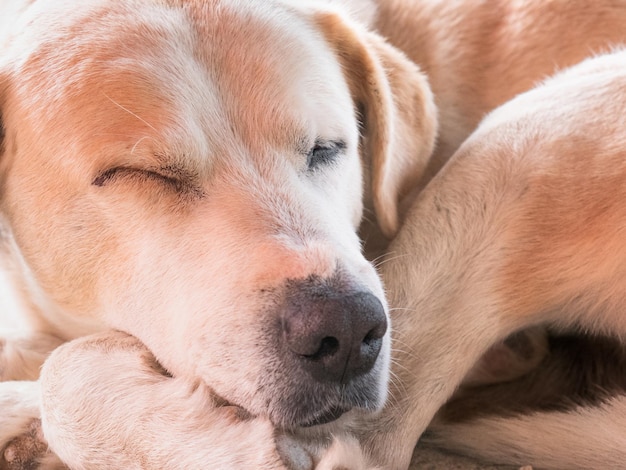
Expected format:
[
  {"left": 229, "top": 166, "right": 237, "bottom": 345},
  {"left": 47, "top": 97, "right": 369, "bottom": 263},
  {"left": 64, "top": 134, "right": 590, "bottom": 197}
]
[{"left": 0, "top": 0, "right": 436, "bottom": 428}]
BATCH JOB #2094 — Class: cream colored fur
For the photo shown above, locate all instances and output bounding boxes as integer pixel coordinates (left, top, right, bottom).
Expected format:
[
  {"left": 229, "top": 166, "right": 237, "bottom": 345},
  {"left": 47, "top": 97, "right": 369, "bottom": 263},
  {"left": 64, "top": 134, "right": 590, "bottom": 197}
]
[
  {"left": 0, "top": 0, "right": 435, "bottom": 468},
  {"left": 366, "top": 49, "right": 626, "bottom": 469},
  {"left": 367, "top": 0, "right": 626, "bottom": 199},
  {"left": 2, "top": 0, "right": 626, "bottom": 469}
]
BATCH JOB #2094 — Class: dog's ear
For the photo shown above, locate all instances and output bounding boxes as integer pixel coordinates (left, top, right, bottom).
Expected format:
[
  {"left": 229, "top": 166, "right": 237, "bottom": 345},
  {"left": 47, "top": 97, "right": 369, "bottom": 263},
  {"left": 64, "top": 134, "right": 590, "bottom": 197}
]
[
  {"left": 0, "top": 75, "right": 4, "bottom": 152},
  {"left": 316, "top": 12, "right": 438, "bottom": 238}
]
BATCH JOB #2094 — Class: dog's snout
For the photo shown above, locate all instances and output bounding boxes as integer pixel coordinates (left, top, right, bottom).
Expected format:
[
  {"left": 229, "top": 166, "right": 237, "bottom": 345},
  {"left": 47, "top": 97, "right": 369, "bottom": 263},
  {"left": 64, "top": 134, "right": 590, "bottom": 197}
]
[{"left": 281, "top": 282, "right": 387, "bottom": 384}]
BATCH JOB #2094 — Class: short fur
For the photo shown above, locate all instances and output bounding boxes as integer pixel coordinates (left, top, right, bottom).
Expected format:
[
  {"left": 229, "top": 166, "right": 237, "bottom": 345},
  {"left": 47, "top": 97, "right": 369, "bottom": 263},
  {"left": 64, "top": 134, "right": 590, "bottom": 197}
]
[
  {"left": 0, "top": 0, "right": 435, "bottom": 467},
  {"left": 365, "top": 50, "right": 626, "bottom": 469},
  {"left": 2, "top": 0, "right": 626, "bottom": 469}
]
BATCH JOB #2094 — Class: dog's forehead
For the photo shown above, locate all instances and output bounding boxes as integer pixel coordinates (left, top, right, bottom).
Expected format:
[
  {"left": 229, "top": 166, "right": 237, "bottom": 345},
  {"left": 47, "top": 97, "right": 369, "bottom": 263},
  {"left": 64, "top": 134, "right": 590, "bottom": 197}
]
[
  {"left": 185, "top": 0, "right": 357, "bottom": 154},
  {"left": 192, "top": 3, "right": 355, "bottom": 152},
  {"left": 7, "top": 0, "right": 356, "bottom": 173}
]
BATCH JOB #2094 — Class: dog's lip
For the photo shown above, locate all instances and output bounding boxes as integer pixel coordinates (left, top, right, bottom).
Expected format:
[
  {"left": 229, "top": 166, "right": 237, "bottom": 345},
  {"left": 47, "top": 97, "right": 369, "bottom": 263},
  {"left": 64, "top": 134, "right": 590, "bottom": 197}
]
[{"left": 299, "top": 405, "right": 349, "bottom": 427}]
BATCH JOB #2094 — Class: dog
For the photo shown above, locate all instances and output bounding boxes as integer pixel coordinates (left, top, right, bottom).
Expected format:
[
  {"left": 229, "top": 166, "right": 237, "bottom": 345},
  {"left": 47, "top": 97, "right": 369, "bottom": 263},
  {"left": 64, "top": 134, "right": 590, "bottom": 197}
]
[
  {"left": 3, "top": 0, "right": 619, "bottom": 468},
  {"left": 0, "top": 0, "right": 437, "bottom": 468},
  {"left": 368, "top": 47, "right": 626, "bottom": 469},
  {"left": 39, "top": 37, "right": 626, "bottom": 470}
]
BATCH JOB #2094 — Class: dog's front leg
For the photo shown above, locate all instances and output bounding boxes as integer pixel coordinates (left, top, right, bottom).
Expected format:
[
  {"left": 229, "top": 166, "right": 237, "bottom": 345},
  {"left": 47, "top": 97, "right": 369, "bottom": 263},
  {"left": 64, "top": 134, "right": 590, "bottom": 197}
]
[
  {"left": 0, "top": 330, "right": 66, "bottom": 468},
  {"left": 39, "top": 331, "right": 315, "bottom": 470},
  {"left": 355, "top": 147, "right": 556, "bottom": 469}
]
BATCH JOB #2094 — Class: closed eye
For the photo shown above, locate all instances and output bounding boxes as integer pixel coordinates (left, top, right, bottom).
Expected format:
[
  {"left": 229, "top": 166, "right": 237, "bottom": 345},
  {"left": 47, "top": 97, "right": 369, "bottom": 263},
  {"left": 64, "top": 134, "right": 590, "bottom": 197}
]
[
  {"left": 307, "top": 139, "right": 346, "bottom": 170},
  {"left": 92, "top": 165, "right": 203, "bottom": 197}
]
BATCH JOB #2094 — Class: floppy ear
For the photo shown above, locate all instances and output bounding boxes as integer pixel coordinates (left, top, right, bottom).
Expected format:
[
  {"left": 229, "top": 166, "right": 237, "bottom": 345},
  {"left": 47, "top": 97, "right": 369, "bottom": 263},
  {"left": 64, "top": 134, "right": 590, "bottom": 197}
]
[
  {"left": 315, "top": 12, "right": 438, "bottom": 239},
  {"left": 0, "top": 80, "right": 5, "bottom": 163},
  {"left": 0, "top": 74, "right": 8, "bottom": 164},
  {"left": 0, "top": 106, "right": 4, "bottom": 156}
]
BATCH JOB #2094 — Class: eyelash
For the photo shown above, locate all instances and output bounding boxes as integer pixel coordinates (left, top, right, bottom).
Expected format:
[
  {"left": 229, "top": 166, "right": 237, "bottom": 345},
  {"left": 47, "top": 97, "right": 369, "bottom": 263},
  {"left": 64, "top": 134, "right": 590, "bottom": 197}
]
[
  {"left": 93, "top": 140, "right": 345, "bottom": 189},
  {"left": 307, "top": 140, "right": 346, "bottom": 170},
  {"left": 92, "top": 166, "right": 198, "bottom": 195}
]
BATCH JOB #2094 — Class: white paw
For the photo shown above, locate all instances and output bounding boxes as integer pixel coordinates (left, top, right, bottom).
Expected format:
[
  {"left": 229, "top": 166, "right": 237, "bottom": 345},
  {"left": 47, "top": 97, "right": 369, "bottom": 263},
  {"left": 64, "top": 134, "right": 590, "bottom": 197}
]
[
  {"left": 0, "top": 381, "right": 65, "bottom": 469},
  {"left": 1, "top": 418, "right": 66, "bottom": 470},
  {"left": 316, "top": 436, "right": 378, "bottom": 470}
]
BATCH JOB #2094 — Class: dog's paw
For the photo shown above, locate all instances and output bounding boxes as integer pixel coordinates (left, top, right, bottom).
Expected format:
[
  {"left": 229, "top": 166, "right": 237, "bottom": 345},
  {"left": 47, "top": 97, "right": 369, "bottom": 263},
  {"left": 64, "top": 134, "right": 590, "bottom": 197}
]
[
  {"left": 40, "top": 331, "right": 299, "bottom": 469},
  {"left": 1, "top": 419, "right": 66, "bottom": 470},
  {"left": 315, "top": 436, "right": 379, "bottom": 470},
  {"left": 463, "top": 326, "right": 549, "bottom": 387},
  {"left": 276, "top": 433, "right": 378, "bottom": 470},
  {"left": 276, "top": 434, "right": 315, "bottom": 470}
]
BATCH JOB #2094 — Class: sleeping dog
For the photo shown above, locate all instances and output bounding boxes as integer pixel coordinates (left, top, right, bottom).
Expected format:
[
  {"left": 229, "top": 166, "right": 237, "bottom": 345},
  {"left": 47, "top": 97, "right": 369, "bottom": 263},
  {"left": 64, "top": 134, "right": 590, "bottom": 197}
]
[
  {"left": 2, "top": 0, "right": 626, "bottom": 468},
  {"left": 0, "top": 0, "right": 435, "bottom": 467}
]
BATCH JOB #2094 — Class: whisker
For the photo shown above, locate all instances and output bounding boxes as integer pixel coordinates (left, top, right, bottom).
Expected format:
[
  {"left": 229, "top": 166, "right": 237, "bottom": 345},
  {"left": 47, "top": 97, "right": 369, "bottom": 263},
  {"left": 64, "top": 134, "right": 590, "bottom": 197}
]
[
  {"left": 370, "top": 250, "right": 394, "bottom": 267},
  {"left": 131, "top": 136, "right": 153, "bottom": 154},
  {"left": 103, "top": 92, "right": 159, "bottom": 134},
  {"left": 373, "top": 253, "right": 411, "bottom": 269},
  {"left": 391, "top": 339, "right": 419, "bottom": 360},
  {"left": 389, "top": 358, "right": 409, "bottom": 378},
  {"left": 387, "top": 307, "right": 417, "bottom": 313}
]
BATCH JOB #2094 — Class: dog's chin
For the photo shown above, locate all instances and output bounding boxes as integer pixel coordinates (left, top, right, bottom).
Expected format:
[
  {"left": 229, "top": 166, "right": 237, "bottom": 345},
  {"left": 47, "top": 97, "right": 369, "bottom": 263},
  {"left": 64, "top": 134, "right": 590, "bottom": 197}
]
[
  {"left": 290, "top": 408, "right": 369, "bottom": 441},
  {"left": 299, "top": 405, "right": 349, "bottom": 427},
  {"left": 214, "top": 356, "right": 389, "bottom": 430},
  {"left": 273, "top": 386, "right": 384, "bottom": 432}
]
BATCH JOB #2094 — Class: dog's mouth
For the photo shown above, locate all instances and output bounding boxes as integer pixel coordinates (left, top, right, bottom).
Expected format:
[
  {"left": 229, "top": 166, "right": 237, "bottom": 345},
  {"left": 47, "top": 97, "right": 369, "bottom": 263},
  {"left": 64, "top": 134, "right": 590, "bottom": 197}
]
[
  {"left": 212, "top": 388, "right": 349, "bottom": 427},
  {"left": 299, "top": 405, "right": 350, "bottom": 427}
]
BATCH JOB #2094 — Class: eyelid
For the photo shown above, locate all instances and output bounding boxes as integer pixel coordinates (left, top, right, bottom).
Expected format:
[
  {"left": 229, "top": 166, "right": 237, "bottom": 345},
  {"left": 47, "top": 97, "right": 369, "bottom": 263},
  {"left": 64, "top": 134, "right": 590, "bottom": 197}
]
[
  {"left": 92, "top": 166, "right": 204, "bottom": 197},
  {"left": 91, "top": 166, "right": 173, "bottom": 186},
  {"left": 307, "top": 139, "right": 346, "bottom": 169}
]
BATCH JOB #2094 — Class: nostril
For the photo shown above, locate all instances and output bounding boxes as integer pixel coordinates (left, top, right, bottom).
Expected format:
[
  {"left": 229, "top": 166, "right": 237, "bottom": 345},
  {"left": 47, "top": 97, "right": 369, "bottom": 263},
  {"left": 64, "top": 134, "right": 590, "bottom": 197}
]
[
  {"left": 280, "top": 279, "right": 387, "bottom": 383},
  {"left": 305, "top": 336, "right": 339, "bottom": 361},
  {"left": 360, "top": 328, "right": 384, "bottom": 363},
  {"left": 363, "top": 329, "right": 378, "bottom": 346},
  {"left": 364, "top": 314, "right": 387, "bottom": 342}
]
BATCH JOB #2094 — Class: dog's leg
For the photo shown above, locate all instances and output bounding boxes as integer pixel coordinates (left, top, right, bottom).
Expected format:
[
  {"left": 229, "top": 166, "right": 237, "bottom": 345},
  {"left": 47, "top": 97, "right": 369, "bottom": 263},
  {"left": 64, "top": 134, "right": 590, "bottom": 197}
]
[
  {"left": 427, "top": 396, "right": 626, "bottom": 468},
  {"left": 462, "top": 326, "right": 549, "bottom": 387},
  {"left": 0, "top": 280, "right": 67, "bottom": 467},
  {"left": 354, "top": 154, "right": 542, "bottom": 468},
  {"left": 358, "top": 121, "right": 626, "bottom": 468},
  {"left": 428, "top": 332, "right": 626, "bottom": 468},
  {"left": 39, "top": 331, "right": 326, "bottom": 470}
]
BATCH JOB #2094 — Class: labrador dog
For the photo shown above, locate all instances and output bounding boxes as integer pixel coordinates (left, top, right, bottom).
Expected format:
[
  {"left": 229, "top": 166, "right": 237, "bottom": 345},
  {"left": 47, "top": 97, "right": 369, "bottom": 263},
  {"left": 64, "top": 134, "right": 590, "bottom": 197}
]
[
  {"left": 2, "top": 0, "right": 626, "bottom": 469},
  {"left": 0, "top": 0, "right": 437, "bottom": 468}
]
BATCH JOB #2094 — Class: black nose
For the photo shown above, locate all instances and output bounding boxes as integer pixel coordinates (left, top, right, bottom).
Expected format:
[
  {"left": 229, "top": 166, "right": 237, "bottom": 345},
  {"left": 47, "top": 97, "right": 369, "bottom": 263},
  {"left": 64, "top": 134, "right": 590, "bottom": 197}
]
[{"left": 281, "top": 280, "right": 388, "bottom": 383}]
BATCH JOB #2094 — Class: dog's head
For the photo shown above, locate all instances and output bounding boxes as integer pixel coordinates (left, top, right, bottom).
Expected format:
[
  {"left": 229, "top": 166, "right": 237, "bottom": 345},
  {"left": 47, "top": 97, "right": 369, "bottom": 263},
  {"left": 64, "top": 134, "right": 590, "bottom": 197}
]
[{"left": 0, "top": 0, "right": 436, "bottom": 428}]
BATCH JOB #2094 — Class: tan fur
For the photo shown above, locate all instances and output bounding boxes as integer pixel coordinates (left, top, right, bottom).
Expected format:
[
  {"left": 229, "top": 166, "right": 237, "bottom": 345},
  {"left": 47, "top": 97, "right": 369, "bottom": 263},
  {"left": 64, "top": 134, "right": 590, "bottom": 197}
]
[
  {"left": 374, "top": 0, "right": 626, "bottom": 189},
  {"left": 364, "top": 50, "right": 626, "bottom": 469},
  {"left": 0, "top": 0, "right": 436, "bottom": 468},
  {"left": 3, "top": 0, "right": 626, "bottom": 469}
]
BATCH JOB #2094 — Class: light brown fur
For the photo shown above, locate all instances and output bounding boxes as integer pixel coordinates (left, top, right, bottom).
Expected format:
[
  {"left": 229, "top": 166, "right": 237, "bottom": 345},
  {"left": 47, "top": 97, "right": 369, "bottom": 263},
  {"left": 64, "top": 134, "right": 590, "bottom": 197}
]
[
  {"left": 0, "top": 0, "right": 436, "bottom": 468},
  {"left": 374, "top": 0, "right": 626, "bottom": 190},
  {"left": 366, "top": 50, "right": 626, "bottom": 469},
  {"left": 2, "top": 0, "right": 626, "bottom": 469}
]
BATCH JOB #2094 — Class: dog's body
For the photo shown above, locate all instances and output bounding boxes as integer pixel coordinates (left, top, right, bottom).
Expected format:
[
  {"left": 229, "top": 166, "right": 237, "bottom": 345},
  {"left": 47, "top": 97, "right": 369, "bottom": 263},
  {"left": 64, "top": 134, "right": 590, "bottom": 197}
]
[
  {"left": 373, "top": 0, "right": 626, "bottom": 186},
  {"left": 368, "top": 48, "right": 626, "bottom": 469},
  {"left": 1, "top": 0, "right": 626, "bottom": 469}
]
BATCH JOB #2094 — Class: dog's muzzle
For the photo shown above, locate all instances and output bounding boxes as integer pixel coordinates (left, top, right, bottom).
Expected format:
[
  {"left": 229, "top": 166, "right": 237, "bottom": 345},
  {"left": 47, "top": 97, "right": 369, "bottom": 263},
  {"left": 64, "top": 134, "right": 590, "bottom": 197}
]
[
  {"left": 281, "top": 282, "right": 387, "bottom": 384},
  {"left": 267, "top": 275, "right": 388, "bottom": 428}
]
